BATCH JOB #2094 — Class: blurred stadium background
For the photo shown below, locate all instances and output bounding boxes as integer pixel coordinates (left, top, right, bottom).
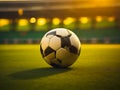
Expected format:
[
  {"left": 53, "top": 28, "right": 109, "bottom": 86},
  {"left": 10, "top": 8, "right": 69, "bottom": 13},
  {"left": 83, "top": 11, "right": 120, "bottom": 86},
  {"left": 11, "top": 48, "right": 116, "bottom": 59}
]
[{"left": 0, "top": 0, "right": 120, "bottom": 44}]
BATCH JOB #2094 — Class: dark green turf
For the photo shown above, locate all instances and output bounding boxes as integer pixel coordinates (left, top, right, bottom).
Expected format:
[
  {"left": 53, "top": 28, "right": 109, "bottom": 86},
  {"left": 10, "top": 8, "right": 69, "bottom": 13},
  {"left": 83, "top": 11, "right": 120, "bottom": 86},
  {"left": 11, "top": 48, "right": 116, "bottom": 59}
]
[{"left": 0, "top": 44, "right": 120, "bottom": 90}]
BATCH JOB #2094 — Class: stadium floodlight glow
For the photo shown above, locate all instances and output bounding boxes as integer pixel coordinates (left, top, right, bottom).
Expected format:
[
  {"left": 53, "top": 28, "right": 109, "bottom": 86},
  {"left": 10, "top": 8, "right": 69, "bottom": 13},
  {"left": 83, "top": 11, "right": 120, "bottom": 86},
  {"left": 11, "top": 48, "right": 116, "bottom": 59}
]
[
  {"left": 52, "top": 18, "right": 61, "bottom": 25},
  {"left": 79, "top": 17, "right": 89, "bottom": 24},
  {"left": 91, "top": 0, "right": 114, "bottom": 6},
  {"left": 0, "top": 19, "right": 10, "bottom": 27},
  {"left": 63, "top": 17, "right": 75, "bottom": 25},
  {"left": 37, "top": 18, "right": 47, "bottom": 26},
  {"left": 18, "top": 8, "right": 23, "bottom": 16},
  {"left": 108, "top": 16, "right": 115, "bottom": 22},
  {"left": 96, "top": 16, "right": 102, "bottom": 22},
  {"left": 30, "top": 17, "right": 36, "bottom": 23},
  {"left": 18, "top": 19, "right": 28, "bottom": 26}
]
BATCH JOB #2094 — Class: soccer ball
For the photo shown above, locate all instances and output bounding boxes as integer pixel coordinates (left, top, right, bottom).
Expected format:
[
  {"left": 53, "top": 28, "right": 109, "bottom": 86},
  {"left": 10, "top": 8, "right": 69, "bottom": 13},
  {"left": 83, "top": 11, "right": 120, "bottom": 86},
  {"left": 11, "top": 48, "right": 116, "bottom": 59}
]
[{"left": 40, "top": 28, "right": 81, "bottom": 68}]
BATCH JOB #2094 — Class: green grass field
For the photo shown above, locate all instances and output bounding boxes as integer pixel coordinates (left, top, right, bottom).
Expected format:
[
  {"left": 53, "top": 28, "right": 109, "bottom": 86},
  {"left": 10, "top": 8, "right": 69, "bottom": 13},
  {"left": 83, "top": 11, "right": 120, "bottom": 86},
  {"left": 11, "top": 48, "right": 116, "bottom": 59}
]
[{"left": 0, "top": 44, "right": 120, "bottom": 90}]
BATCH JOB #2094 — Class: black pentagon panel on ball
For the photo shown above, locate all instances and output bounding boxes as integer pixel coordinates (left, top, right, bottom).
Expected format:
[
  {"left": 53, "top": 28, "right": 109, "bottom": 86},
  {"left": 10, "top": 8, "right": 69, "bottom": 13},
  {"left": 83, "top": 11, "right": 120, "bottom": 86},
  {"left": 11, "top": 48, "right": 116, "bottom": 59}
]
[
  {"left": 61, "top": 37, "right": 71, "bottom": 48},
  {"left": 46, "top": 31, "right": 56, "bottom": 37},
  {"left": 40, "top": 46, "right": 44, "bottom": 57},
  {"left": 67, "top": 34, "right": 72, "bottom": 37},
  {"left": 69, "top": 45, "right": 78, "bottom": 55},
  {"left": 56, "top": 34, "right": 62, "bottom": 38},
  {"left": 44, "top": 46, "right": 55, "bottom": 57}
]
